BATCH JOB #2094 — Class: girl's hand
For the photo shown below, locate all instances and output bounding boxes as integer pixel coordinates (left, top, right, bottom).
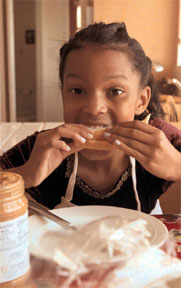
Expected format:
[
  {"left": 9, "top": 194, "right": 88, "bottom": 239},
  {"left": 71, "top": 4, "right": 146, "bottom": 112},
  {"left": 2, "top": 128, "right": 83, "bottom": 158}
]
[
  {"left": 22, "top": 124, "right": 93, "bottom": 187},
  {"left": 104, "top": 120, "right": 181, "bottom": 181}
]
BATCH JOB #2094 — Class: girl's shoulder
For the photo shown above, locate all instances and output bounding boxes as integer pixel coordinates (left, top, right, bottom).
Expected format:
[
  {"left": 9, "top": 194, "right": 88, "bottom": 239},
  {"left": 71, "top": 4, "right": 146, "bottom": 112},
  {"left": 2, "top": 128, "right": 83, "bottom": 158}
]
[
  {"left": 149, "top": 118, "right": 181, "bottom": 145},
  {"left": 0, "top": 130, "right": 44, "bottom": 169}
]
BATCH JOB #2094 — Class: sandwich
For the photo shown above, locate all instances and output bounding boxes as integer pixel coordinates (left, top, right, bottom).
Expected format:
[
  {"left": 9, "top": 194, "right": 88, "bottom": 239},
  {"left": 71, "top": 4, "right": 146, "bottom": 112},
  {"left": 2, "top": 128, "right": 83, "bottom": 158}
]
[
  {"left": 78, "top": 127, "right": 114, "bottom": 150},
  {"left": 77, "top": 114, "right": 151, "bottom": 150}
]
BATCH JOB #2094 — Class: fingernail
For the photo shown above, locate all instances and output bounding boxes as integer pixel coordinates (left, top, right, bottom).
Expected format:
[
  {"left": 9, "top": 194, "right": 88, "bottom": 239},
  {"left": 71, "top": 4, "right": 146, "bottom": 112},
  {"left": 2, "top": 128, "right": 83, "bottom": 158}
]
[
  {"left": 114, "top": 139, "right": 121, "bottom": 145},
  {"left": 88, "top": 133, "right": 94, "bottom": 139},
  {"left": 80, "top": 137, "right": 86, "bottom": 143},
  {"left": 104, "top": 132, "right": 111, "bottom": 137},
  {"left": 66, "top": 145, "right": 71, "bottom": 151},
  {"left": 87, "top": 127, "right": 94, "bottom": 131}
]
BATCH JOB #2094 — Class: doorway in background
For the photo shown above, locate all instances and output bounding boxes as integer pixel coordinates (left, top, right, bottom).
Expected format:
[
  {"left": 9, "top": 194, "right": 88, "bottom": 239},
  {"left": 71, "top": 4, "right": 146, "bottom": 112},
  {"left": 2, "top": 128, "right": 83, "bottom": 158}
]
[{"left": 14, "top": 0, "right": 36, "bottom": 121}]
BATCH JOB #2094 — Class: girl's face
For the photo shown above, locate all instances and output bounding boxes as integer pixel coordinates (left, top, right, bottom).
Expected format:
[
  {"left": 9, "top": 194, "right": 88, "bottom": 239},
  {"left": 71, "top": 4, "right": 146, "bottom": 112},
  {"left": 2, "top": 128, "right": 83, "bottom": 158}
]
[
  {"left": 62, "top": 45, "right": 149, "bottom": 159},
  {"left": 62, "top": 45, "right": 148, "bottom": 125}
]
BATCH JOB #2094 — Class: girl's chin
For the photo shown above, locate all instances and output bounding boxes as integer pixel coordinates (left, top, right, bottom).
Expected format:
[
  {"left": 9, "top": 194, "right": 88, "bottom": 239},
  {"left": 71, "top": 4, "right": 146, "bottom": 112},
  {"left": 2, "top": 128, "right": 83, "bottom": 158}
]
[{"left": 79, "top": 149, "right": 114, "bottom": 161}]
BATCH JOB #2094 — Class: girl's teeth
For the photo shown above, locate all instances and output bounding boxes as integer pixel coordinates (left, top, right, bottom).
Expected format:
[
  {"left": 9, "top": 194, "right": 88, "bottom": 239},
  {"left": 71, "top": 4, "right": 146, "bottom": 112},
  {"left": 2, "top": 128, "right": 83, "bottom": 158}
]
[{"left": 89, "top": 125, "right": 105, "bottom": 129}]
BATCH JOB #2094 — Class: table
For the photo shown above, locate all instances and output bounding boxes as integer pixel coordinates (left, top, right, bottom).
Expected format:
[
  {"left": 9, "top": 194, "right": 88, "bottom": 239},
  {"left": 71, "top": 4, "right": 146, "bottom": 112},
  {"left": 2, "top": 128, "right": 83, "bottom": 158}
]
[{"left": 153, "top": 214, "right": 181, "bottom": 259}]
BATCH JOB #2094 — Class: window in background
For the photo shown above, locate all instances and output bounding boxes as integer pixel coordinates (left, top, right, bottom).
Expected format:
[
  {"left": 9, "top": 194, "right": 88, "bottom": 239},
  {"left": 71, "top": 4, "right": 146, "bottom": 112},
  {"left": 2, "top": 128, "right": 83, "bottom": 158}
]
[
  {"left": 76, "top": 4, "right": 81, "bottom": 30},
  {"left": 69, "top": 0, "right": 93, "bottom": 37}
]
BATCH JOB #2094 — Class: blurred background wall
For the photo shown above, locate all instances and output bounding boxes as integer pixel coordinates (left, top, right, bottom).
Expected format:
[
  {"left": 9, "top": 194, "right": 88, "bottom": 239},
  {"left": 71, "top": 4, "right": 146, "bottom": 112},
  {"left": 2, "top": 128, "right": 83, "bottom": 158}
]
[{"left": 94, "top": 0, "right": 179, "bottom": 82}]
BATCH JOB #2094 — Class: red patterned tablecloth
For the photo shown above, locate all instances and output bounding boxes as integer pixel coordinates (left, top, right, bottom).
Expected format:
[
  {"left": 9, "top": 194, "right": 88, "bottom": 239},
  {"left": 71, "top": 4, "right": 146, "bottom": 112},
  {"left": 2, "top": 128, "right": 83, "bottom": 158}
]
[{"left": 153, "top": 214, "right": 181, "bottom": 259}]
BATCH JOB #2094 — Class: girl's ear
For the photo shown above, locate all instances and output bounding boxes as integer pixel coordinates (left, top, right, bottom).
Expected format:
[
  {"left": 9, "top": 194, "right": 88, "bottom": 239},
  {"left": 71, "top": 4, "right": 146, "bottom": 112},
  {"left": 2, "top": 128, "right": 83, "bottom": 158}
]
[{"left": 135, "top": 86, "right": 151, "bottom": 115}]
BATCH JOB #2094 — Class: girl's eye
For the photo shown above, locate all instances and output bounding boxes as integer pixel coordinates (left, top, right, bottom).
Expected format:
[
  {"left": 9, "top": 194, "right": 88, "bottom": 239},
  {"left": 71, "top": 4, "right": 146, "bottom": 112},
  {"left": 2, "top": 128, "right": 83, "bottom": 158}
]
[
  {"left": 110, "top": 88, "right": 124, "bottom": 96},
  {"left": 70, "top": 88, "right": 84, "bottom": 95}
]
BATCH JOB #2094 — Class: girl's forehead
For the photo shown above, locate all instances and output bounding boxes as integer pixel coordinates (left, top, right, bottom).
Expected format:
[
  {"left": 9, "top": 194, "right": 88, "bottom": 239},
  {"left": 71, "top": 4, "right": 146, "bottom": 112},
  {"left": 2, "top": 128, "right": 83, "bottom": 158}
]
[
  {"left": 63, "top": 45, "right": 138, "bottom": 80},
  {"left": 65, "top": 45, "right": 132, "bottom": 69},
  {"left": 67, "top": 44, "right": 128, "bottom": 58}
]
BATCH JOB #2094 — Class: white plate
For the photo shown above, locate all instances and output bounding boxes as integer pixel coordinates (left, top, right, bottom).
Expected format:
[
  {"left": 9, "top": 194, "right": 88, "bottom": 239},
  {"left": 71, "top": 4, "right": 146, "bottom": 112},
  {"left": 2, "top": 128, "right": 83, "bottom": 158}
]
[{"left": 29, "top": 206, "right": 168, "bottom": 259}]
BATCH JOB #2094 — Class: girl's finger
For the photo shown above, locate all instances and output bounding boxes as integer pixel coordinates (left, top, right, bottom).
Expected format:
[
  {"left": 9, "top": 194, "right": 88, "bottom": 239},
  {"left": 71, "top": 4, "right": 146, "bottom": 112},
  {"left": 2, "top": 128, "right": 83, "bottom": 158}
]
[
  {"left": 106, "top": 127, "right": 153, "bottom": 145},
  {"left": 52, "top": 124, "right": 94, "bottom": 143},
  {"left": 46, "top": 139, "right": 85, "bottom": 157},
  {"left": 107, "top": 120, "right": 157, "bottom": 135},
  {"left": 111, "top": 138, "right": 148, "bottom": 165},
  {"left": 105, "top": 133, "right": 152, "bottom": 157},
  {"left": 49, "top": 139, "right": 71, "bottom": 152}
]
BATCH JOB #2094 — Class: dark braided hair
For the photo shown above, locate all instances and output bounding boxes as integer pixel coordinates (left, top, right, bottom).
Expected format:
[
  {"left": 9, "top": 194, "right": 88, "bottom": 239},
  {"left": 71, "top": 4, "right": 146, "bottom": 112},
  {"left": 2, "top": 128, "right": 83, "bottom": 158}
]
[{"left": 59, "top": 22, "right": 164, "bottom": 120}]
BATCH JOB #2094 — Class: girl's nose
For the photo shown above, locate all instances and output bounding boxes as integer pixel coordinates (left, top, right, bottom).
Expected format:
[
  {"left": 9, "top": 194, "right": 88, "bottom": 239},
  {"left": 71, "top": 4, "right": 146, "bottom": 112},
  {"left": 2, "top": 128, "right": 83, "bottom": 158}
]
[{"left": 82, "top": 93, "right": 108, "bottom": 115}]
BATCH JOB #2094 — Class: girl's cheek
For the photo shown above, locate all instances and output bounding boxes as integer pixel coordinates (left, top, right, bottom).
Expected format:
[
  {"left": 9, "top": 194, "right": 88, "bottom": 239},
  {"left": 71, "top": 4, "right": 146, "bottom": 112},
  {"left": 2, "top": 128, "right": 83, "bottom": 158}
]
[{"left": 114, "top": 104, "right": 136, "bottom": 121}]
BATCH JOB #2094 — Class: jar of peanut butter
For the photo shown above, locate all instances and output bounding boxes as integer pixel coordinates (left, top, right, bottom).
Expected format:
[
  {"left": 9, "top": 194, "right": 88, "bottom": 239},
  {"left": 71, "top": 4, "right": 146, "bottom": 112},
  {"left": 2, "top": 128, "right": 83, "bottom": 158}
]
[{"left": 0, "top": 172, "right": 30, "bottom": 287}]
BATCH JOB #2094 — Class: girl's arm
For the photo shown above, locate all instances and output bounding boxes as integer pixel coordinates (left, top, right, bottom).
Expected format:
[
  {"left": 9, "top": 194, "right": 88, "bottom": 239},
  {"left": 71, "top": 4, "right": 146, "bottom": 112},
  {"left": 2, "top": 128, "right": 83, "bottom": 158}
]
[{"left": 0, "top": 124, "right": 93, "bottom": 188}]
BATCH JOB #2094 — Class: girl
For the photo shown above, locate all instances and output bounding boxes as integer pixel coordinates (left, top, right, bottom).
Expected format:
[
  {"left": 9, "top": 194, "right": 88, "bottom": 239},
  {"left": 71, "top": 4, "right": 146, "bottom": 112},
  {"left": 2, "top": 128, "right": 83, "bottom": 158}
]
[{"left": 0, "top": 22, "right": 181, "bottom": 213}]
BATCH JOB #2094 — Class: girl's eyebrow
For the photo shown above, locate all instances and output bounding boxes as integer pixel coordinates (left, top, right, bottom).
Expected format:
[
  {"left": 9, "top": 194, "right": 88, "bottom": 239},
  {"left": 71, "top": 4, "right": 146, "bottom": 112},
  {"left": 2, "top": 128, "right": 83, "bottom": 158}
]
[
  {"left": 66, "top": 73, "right": 82, "bottom": 79},
  {"left": 103, "top": 74, "right": 128, "bottom": 81},
  {"left": 66, "top": 73, "right": 128, "bottom": 81}
]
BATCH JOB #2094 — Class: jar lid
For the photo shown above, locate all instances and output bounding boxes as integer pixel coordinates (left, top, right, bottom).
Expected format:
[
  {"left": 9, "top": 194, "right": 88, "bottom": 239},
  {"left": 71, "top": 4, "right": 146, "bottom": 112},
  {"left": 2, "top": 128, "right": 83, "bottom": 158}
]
[{"left": 0, "top": 172, "right": 24, "bottom": 199}]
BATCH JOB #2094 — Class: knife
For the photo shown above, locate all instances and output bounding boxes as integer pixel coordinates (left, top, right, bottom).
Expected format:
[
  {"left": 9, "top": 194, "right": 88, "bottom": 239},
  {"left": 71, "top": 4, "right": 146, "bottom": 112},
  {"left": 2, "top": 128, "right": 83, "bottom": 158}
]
[{"left": 28, "top": 199, "right": 76, "bottom": 231}]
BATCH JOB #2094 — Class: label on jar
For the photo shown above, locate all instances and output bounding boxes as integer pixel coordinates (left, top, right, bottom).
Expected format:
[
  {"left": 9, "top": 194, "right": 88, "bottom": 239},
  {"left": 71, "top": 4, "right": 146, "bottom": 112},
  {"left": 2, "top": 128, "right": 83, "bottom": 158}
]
[{"left": 0, "top": 211, "right": 30, "bottom": 283}]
